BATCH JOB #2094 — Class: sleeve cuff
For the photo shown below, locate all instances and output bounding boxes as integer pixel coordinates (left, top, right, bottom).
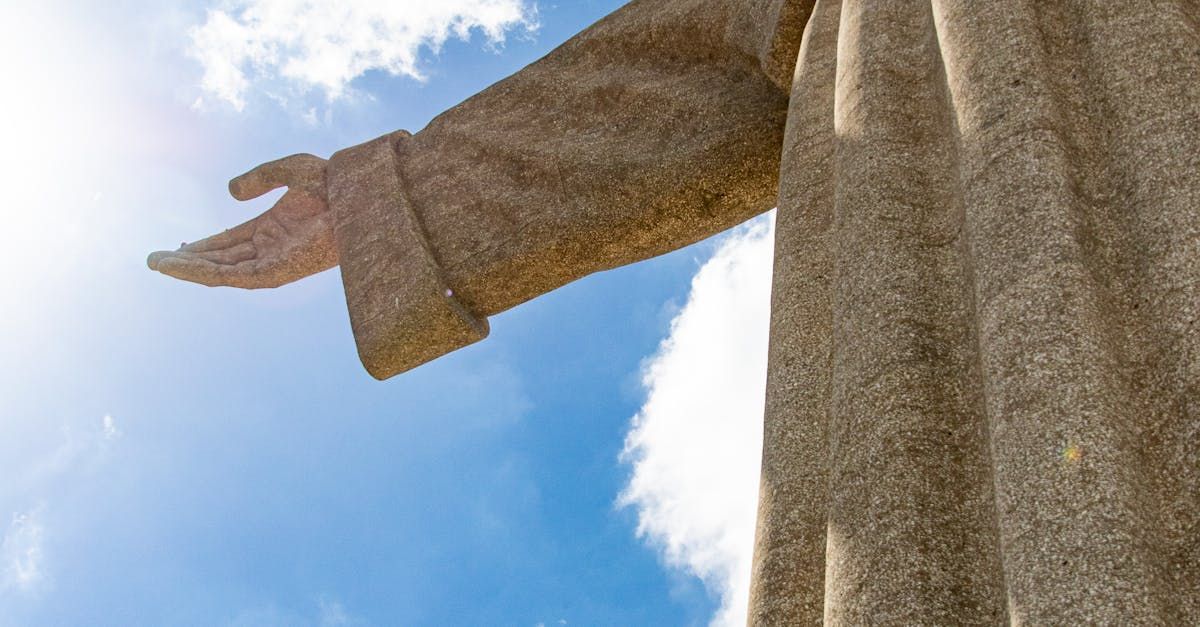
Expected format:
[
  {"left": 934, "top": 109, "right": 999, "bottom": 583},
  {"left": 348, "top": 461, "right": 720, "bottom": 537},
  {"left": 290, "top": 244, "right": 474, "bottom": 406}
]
[{"left": 328, "top": 131, "right": 489, "bottom": 380}]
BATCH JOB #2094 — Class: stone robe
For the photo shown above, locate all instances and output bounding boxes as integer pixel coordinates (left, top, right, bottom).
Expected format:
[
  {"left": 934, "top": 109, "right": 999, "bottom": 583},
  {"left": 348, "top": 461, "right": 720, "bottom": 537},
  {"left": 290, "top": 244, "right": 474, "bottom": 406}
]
[{"left": 326, "top": 0, "right": 1199, "bottom": 623}]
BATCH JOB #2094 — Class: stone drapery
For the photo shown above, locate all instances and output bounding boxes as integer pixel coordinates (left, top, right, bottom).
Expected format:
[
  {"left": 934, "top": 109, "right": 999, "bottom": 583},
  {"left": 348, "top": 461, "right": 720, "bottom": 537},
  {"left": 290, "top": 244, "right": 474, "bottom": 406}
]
[{"left": 327, "top": 0, "right": 1199, "bottom": 623}]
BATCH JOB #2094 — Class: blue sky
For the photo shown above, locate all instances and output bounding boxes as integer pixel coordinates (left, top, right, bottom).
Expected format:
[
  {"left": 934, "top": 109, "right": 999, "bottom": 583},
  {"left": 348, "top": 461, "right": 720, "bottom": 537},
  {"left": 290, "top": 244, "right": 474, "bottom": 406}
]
[{"left": 0, "top": 2, "right": 772, "bottom": 625}]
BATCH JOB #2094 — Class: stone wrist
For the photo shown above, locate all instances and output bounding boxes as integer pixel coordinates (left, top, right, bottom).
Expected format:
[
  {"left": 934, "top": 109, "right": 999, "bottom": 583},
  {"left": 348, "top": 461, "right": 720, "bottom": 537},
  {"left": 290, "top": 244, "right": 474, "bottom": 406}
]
[{"left": 328, "top": 131, "right": 489, "bottom": 379}]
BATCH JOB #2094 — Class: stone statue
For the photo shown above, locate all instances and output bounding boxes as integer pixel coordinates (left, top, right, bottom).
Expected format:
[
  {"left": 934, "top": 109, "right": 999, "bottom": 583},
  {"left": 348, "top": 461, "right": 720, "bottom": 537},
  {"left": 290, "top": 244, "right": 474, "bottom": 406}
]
[{"left": 149, "top": 0, "right": 1199, "bottom": 623}]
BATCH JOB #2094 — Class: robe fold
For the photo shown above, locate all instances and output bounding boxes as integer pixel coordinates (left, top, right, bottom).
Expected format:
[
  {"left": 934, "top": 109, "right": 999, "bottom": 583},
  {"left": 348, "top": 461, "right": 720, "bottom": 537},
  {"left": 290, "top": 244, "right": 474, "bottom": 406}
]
[{"left": 326, "top": 0, "right": 1199, "bottom": 623}]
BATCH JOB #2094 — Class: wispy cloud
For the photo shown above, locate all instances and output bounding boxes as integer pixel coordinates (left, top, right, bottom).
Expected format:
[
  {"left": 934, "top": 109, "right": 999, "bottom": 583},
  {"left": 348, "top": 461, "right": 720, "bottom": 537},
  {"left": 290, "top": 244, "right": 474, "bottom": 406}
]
[
  {"left": 188, "top": 0, "right": 539, "bottom": 111},
  {"left": 2, "top": 508, "right": 46, "bottom": 595},
  {"left": 619, "top": 215, "right": 774, "bottom": 627},
  {"left": 317, "top": 596, "right": 352, "bottom": 627},
  {"left": 1, "top": 414, "right": 123, "bottom": 600},
  {"left": 227, "top": 595, "right": 360, "bottom": 627},
  {"left": 21, "top": 414, "right": 122, "bottom": 489},
  {"left": 102, "top": 414, "right": 120, "bottom": 441}
]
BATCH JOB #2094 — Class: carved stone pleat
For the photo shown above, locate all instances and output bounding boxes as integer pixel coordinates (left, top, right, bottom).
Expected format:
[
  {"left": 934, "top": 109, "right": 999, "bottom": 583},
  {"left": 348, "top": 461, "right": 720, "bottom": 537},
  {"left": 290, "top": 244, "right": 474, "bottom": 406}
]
[
  {"left": 750, "top": 0, "right": 841, "bottom": 623},
  {"left": 932, "top": 0, "right": 1171, "bottom": 622},
  {"left": 823, "top": 0, "right": 1007, "bottom": 623},
  {"left": 752, "top": 0, "right": 1199, "bottom": 623},
  {"left": 1062, "top": 2, "right": 1200, "bottom": 621}
]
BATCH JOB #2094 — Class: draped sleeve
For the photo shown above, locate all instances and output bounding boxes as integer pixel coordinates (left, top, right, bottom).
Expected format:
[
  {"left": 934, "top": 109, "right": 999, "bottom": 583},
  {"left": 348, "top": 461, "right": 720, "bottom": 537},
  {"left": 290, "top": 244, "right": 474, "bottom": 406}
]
[{"left": 328, "top": 0, "right": 811, "bottom": 379}]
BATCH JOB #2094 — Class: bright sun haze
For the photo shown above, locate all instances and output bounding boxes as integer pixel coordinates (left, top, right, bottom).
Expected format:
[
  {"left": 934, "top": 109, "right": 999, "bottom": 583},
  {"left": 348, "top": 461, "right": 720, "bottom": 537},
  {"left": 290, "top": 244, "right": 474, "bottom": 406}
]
[{"left": 0, "top": 2, "right": 770, "bottom": 626}]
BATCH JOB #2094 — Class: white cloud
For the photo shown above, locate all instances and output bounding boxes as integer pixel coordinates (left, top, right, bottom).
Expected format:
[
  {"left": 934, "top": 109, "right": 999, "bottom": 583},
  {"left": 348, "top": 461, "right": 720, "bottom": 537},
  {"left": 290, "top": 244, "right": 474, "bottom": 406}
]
[
  {"left": 2, "top": 509, "right": 46, "bottom": 595},
  {"left": 188, "top": 0, "right": 539, "bottom": 110},
  {"left": 21, "top": 415, "right": 122, "bottom": 489},
  {"left": 317, "top": 596, "right": 351, "bottom": 627},
  {"left": 619, "top": 214, "right": 774, "bottom": 627},
  {"left": 0, "top": 414, "right": 123, "bottom": 600},
  {"left": 227, "top": 595, "right": 359, "bottom": 627},
  {"left": 102, "top": 414, "right": 120, "bottom": 441}
]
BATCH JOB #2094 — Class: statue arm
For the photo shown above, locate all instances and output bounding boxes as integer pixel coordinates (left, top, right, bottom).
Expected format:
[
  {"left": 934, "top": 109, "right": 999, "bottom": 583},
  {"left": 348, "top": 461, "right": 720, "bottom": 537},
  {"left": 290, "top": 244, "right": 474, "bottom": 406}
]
[
  {"left": 334, "top": 0, "right": 803, "bottom": 378},
  {"left": 403, "top": 0, "right": 804, "bottom": 319},
  {"left": 150, "top": 0, "right": 808, "bottom": 379}
]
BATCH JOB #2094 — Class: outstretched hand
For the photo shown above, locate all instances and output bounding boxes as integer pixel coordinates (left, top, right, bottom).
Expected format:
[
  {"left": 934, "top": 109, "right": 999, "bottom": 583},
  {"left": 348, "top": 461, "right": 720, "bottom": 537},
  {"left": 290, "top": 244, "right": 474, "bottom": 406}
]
[{"left": 147, "top": 153, "right": 336, "bottom": 289}]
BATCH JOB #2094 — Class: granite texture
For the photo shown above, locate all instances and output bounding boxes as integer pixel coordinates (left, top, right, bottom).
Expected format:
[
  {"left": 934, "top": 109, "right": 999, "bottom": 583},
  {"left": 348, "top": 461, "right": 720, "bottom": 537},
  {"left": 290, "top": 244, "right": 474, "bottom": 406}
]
[
  {"left": 754, "top": 0, "right": 1198, "bottom": 624},
  {"left": 327, "top": 132, "right": 489, "bottom": 379},
  {"left": 151, "top": 0, "right": 1199, "bottom": 623}
]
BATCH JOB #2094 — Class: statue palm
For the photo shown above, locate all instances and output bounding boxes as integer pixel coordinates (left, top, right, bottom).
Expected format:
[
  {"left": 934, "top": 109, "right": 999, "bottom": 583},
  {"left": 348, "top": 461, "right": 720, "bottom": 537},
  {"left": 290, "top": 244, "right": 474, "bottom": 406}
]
[{"left": 147, "top": 153, "right": 335, "bottom": 288}]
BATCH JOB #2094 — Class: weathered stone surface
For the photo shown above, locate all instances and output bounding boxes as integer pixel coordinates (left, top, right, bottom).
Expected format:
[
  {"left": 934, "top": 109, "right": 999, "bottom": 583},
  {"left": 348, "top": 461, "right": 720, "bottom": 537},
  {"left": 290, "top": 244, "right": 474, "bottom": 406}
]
[
  {"left": 328, "top": 132, "right": 488, "bottom": 379},
  {"left": 151, "top": 0, "right": 1199, "bottom": 623},
  {"left": 753, "top": 1, "right": 1199, "bottom": 624}
]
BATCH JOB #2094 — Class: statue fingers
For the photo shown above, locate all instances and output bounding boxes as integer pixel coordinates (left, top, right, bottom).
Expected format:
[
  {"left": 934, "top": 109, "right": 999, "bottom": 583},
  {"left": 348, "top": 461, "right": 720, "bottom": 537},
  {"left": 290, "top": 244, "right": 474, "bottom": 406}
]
[
  {"left": 149, "top": 214, "right": 334, "bottom": 288},
  {"left": 228, "top": 153, "right": 326, "bottom": 201},
  {"left": 149, "top": 252, "right": 272, "bottom": 289},
  {"left": 178, "top": 217, "right": 258, "bottom": 253},
  {"left": 195, "top": 241, "right": 257, "bottom": 265},
  {"left": 150, "top": 249, "right": 330, "bottom": 289}
]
